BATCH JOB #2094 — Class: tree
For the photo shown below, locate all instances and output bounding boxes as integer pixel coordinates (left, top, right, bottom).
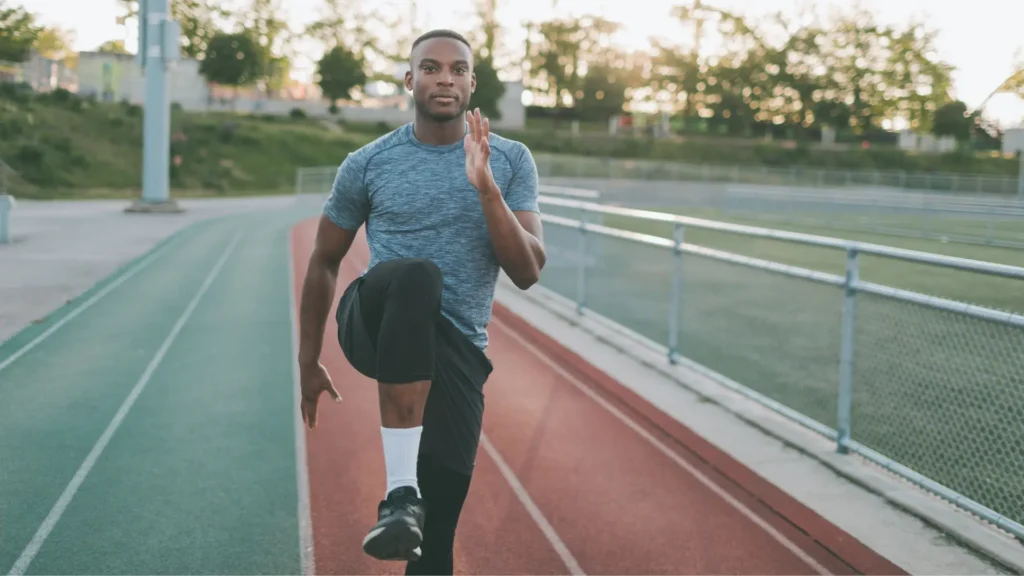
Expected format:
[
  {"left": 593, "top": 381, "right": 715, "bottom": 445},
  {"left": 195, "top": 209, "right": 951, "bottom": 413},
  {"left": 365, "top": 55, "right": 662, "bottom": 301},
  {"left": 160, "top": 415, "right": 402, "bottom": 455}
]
[
  {"left": 470, "top": 57, "right": 504, "bottom": 119},
  {"left": 33, "top": 26, "right": 73, "bottom": 60},
  {"left": 96, "top": 39, "right": 129, "bottom": 54},
  {"left": 116, "top": 0, "right": 228, "bottom": 60},
  {"left": 239, "top": 0, "right": 290, "bottom": 93},
  {"left": 932, "top": 101, "right": 971, "bottom": 141},
  {"left": 0, "top": 1, "right": 43, "bottom": 62},
  {"left": 315, "top": 44, "right": 366, "bottom": 113},
  {"left": 522, "top": 15, "right": 619, "bottom": 110},
  {"left": 474, "top": 0, "right": 499, "bottom": 62},
  {"left": 199, "top": 32, "right": 264, "bottom": 97},
  {"left": 305, "top": 0, "right": 375, "bottom": 52},
  {"left": 620, "top": 0, "right": 958, "bottom": 138},
  {"left": 172, "top": 0, "right": 229, "bottom": 59},
  {"left": 467, "top": 0, "right": 505, "bottom": 119},
  {"left": 575, "top": 52, "right": 636, "bottom": 122}
]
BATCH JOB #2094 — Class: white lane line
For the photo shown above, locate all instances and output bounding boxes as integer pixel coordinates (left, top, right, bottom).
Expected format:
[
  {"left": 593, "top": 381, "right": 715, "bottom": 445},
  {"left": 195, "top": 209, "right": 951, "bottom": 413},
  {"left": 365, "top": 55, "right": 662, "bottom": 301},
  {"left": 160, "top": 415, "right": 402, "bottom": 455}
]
[
  {"left": 491, "top": 317, "right": 833, "bottom": 576},
  {"left": 287, "top": 232, "right": 316, "bottom": 576},
  {"left": 7, "top": 231, "right": 244, "bottom": 576},
  {"left": 479, "top": 433, "right": 586, "bottom": 575},
  {"left": 0, "top": 233, "right": 182, "bottom": 375}
]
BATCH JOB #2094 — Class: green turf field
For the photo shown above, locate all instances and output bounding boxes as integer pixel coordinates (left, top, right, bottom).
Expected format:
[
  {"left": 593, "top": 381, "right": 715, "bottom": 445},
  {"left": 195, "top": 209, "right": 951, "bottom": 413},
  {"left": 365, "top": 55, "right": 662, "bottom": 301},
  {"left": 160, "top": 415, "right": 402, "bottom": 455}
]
[
  {"left": 605, "top": 207, "right": 1024, "bottom": 314},
  {"left": 536, "top": 206, "right": 1024, "bottom": 533},
  {"left": 706, "top": 207, "right": 1024, "bottom": 253},
  {"left": 0, "top": 208, "right": 311, "bottom": 575}
]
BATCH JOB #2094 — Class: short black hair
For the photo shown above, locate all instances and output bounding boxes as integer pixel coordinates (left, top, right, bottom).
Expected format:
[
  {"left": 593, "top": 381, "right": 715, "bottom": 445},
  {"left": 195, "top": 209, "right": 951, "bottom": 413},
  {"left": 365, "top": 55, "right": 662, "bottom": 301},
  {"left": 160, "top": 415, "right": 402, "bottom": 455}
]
[{"left": 409, "top": 29, "right": 472, "bottom": 60}]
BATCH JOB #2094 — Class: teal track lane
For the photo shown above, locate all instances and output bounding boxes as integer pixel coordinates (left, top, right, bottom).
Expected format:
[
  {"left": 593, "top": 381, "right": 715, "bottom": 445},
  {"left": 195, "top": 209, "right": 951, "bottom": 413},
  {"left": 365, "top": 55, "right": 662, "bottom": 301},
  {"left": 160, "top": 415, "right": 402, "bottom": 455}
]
[{"left": 0, "top": 207, "right": 312, "bottom": 574}]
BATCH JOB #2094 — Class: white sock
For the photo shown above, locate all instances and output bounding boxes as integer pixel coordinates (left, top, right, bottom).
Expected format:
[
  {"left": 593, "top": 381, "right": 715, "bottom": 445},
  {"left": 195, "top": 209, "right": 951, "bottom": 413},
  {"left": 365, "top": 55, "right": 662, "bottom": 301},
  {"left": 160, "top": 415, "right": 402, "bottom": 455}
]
[{"left": 380, "top": 426, "right": 422, "bottom": 498}]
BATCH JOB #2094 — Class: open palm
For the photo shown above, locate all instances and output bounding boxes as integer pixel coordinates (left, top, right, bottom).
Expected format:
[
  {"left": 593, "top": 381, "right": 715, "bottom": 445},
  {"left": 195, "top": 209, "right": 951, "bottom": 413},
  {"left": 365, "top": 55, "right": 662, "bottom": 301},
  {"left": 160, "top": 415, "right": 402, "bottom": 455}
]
[{"left": 464, "top": 108, "right": 492, "bottom": 191}]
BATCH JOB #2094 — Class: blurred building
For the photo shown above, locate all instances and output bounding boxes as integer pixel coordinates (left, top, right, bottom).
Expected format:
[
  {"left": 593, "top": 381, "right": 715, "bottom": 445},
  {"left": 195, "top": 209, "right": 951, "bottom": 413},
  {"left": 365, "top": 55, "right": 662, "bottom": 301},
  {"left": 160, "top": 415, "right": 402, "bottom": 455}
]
[
  {"left": 1003, "top": 128, "right": 1024, "bottom": 155},
  {"left": 66, "top": 51, "right": 524, "bottom": 130}
]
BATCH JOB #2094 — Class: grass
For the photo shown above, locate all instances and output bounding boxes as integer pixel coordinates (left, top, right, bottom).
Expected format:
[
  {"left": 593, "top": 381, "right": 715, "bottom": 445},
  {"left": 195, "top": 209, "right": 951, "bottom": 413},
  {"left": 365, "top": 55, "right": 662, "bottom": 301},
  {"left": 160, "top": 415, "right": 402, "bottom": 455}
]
[
  {"left": 0, "top": 86, "right": 378, "bottom": 199},
  {"left": 601, "top": 207, "right": 1024, "bottom": 314},
  {"left": 537, "top": 206, "right": 1024, "bottom": 531}
]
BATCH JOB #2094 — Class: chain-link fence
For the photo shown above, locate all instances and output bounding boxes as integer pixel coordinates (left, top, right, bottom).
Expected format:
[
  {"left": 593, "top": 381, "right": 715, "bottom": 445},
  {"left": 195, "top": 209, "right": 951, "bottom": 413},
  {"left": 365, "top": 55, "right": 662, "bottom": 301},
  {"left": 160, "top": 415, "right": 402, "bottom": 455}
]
[
  {"left": 538, "top": 194, "right": 1024, "bottom": 541},
  {"left": 535, "top": 153, "right": 1024, "bottom": 197}
]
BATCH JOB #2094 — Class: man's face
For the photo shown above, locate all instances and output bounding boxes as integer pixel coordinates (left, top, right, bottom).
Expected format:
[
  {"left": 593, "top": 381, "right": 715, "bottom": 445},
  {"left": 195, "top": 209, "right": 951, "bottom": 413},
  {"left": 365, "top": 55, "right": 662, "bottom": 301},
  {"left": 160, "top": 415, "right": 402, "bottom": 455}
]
[{"left": 406, "top": 37, "right": 476, "bottom": 122}]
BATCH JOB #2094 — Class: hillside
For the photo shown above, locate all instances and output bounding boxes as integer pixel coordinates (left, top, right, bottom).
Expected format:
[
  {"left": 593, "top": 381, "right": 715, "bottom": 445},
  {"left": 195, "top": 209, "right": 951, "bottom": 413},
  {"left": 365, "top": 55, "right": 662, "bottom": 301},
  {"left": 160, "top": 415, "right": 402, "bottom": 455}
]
[{"left": 0, "top": 84, "right": 378, "bottom": 199}]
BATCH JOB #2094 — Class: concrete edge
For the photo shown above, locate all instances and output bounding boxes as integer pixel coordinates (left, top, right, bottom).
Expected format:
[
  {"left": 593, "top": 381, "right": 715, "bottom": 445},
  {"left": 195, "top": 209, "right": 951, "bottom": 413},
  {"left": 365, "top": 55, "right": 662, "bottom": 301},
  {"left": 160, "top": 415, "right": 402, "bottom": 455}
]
[{"left": 494, "top": 278, "right": 1024, "bottom": 575}]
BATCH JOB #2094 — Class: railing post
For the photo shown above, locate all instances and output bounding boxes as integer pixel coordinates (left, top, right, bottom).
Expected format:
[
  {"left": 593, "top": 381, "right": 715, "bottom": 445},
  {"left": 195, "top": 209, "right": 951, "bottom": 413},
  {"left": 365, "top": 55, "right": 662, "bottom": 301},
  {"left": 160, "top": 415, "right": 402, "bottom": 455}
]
[
  {"left": 0, "top": 194, "right": 14, "bottom": 244},
  {"left": 1017, "top": 151, "right": 1023, "bottom": 200},
  {"left": 576, "top": 207, "right": 588, "bottom": 315},
  {"left": 836, "top": 247, "right": 859, "bottom": 454},
  {"left": 668, "top": 223, "right": 684, "bottom": 364}
]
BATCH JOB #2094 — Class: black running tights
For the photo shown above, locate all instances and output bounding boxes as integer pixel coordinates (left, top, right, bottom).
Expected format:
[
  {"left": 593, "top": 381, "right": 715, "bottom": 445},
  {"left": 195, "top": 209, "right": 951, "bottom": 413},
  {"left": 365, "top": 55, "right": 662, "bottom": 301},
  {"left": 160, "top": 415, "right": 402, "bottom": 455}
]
[{"left": 405, "top": 453, "right": 472, "bottom": 576}]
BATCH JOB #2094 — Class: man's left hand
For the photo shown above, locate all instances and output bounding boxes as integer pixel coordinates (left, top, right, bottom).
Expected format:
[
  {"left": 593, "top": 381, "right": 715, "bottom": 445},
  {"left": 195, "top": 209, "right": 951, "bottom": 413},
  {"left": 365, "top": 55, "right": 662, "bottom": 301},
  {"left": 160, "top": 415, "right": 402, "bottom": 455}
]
[{"left": 465, "top": 108, "right": 495, "bottom": 194}]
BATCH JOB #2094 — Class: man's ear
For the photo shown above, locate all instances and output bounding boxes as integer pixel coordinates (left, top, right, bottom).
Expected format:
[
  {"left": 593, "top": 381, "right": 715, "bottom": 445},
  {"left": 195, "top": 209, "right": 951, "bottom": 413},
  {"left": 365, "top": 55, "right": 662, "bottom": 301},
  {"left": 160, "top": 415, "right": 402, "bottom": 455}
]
[
  {"left": 404, "top": 70, "right": 412, "bottom": 92},
  {"left": 471, "top": 72, "right": 477, "bottom": 93}
]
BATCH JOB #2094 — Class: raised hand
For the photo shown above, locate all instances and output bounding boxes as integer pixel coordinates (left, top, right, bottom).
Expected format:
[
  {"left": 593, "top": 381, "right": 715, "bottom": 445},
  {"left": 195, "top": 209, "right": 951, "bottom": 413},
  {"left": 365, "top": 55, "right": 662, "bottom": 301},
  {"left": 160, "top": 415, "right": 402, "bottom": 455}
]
[{"left": 464, "top": 108, "right": 493, "bottom": 193}]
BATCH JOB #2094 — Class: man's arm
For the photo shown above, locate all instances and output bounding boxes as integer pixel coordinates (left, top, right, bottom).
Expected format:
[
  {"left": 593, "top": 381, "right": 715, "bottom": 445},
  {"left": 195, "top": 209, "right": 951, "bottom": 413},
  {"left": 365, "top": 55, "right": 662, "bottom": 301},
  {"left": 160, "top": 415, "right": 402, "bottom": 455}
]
[
  {"left": 478, "top": 189, "right": 545, "bottom": 289},
  {"left": 298, "top": 216, "right": 357, "bottom": 366},
  {"left": 298, "top": 154, "right": 369, "bottom": 367}
]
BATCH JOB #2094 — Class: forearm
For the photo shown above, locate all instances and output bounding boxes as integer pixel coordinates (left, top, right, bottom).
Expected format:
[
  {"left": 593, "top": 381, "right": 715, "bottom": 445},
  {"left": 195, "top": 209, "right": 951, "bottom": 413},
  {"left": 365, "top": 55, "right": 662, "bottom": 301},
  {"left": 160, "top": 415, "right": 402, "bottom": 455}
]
[
  {"left": 479, "top": 184, "right": 545, "bottom": 288},
  {"left": 297, "top": 251, "right": 339, "bottom": 366}
]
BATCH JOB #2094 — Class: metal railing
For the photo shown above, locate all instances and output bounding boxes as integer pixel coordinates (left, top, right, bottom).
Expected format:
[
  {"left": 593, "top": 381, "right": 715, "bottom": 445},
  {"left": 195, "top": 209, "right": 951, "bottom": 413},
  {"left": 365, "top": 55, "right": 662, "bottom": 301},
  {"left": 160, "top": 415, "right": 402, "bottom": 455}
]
[
  {"left": 537, "top": 194, "right": 1024, "bottom": 541},
  {"left": 0, "top": 161, "right": 15, "bottom": 243},
  {"left": 535, "top": 153, "right": 1024, "bottom": 198}
]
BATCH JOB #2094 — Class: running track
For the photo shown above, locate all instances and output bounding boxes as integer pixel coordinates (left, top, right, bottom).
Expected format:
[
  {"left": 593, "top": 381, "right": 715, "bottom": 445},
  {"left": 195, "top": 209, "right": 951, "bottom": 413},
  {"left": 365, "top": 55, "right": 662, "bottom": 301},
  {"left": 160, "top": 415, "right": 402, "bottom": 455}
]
[{"left": 0, "top": 209, "right": 906, "bottom": 575}]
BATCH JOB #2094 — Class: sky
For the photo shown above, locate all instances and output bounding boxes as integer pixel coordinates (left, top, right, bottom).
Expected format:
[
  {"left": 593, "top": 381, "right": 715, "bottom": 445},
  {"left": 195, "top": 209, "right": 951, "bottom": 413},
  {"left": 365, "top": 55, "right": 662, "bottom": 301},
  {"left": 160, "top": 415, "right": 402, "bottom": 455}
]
[{"left": 16, "top": 0, "right": 1024, "bottom": 127}]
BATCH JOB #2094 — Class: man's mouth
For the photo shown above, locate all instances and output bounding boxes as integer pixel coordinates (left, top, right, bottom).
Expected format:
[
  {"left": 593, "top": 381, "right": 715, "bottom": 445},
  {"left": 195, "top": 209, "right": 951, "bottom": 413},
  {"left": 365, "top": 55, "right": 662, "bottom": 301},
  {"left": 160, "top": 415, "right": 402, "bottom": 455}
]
[{"left": 432, "top": 93, "right": 458, "bottom": 104}]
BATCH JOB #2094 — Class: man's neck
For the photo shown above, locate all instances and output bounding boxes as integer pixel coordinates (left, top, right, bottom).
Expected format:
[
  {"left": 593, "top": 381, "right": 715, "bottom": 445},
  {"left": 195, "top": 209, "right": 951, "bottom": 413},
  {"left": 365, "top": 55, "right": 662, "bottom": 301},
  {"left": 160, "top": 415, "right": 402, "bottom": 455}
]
[{"left": 412, "top": 114, "right": 466, "bottom": 146}]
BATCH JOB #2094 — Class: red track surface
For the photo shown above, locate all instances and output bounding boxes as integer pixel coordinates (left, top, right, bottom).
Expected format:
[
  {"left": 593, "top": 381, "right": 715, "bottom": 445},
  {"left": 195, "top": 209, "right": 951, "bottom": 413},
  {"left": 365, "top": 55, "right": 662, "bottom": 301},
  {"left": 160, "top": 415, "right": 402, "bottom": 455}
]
[{"left": 290, "top": 219, "right": 906, "bottom": 576}]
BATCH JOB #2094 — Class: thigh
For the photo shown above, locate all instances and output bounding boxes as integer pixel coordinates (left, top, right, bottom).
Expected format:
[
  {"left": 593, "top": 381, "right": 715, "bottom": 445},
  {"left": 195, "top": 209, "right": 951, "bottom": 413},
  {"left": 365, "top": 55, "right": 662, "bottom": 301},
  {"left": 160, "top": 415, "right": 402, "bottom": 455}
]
[
  {"left": 356, "top": 257, "right": 442, "bottom": 344},
  {"left": 335, "top": 277, "right": 377, "bottom": 379},
  {"left": 404, "top": 453, "right": 472, "bottom": 576}
]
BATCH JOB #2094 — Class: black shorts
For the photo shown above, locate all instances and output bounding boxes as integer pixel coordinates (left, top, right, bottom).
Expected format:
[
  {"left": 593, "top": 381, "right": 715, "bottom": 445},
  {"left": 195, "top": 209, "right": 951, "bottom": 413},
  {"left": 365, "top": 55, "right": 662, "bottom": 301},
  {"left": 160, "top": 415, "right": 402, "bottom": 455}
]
[{"left": 335, "top": 259, "right": 494, "bottom": 476}]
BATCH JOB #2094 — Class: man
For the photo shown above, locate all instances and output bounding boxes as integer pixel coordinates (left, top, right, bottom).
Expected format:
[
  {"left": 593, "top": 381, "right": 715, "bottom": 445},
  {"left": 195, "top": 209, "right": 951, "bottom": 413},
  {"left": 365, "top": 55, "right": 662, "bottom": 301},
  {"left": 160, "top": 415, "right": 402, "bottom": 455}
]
[{"left": 295, "top": 28, "right": 545, "bottom": 575}]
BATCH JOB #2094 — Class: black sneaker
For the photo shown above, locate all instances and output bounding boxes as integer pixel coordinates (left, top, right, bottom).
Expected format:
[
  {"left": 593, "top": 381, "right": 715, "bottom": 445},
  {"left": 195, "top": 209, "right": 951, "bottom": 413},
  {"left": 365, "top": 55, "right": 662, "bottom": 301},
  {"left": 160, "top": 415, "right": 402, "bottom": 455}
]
[{"left": 362, "top": 486, "right": 426, "bottom": 561}]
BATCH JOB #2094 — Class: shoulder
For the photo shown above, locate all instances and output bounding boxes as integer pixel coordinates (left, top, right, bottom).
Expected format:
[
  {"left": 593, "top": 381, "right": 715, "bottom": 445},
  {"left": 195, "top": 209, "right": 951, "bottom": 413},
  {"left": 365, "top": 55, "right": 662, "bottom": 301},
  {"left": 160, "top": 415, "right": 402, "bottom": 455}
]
[
  {"left": 487, "top": 131, "right": 533, "bottom": 169},
  {"left": 343, "top": 123, "right": 416, "bottom": 173}
]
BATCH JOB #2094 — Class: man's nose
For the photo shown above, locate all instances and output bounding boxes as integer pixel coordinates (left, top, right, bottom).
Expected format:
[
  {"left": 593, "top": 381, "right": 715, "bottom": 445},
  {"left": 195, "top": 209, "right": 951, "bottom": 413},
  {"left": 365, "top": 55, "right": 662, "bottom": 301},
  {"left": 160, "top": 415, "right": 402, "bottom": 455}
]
[{"left": 436, "top": 71, "right": 454, "bottom": 85}]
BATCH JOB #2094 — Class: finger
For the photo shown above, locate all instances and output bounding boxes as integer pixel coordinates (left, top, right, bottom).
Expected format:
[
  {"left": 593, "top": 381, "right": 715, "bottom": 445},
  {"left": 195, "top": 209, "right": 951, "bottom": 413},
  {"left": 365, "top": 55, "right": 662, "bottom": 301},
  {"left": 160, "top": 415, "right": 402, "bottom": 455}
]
[
  {"left": 307, "top": 399, "right": 318, "bottom": 429},
  {"left": 327, "top": 384, "right": 342, "bottom": 402},
  {"left": 468, "top": 108, "right": 478, "bottom": 141},
  {"left": 482, "top": 116, "right": 490, "bottom": 141}
]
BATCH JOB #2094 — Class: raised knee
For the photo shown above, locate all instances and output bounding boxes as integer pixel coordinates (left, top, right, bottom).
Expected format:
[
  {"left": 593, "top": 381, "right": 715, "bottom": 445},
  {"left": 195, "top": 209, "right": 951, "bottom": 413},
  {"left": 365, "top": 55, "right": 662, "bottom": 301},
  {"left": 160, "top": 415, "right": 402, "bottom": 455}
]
[
  {"left": 385, "top": 258, "right": 442, "bottom": 305},
  {"left": 392, "top": 258, "right": 443, "bottom": 299}
]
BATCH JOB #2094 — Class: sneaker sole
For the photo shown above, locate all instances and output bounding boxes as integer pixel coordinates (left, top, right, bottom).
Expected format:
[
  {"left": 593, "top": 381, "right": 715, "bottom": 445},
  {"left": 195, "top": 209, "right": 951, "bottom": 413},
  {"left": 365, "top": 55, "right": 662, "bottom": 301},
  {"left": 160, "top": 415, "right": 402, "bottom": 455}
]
[{"left": 362, "top": 519, "right": 423, "bottom": 561}]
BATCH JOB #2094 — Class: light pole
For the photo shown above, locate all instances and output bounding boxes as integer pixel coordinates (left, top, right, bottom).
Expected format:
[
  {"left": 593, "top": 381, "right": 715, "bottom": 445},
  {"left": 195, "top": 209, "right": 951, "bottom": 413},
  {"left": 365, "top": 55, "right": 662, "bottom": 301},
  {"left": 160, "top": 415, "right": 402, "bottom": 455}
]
[{"left": 126, "top": 0, "right": 183, "bottom": 213}]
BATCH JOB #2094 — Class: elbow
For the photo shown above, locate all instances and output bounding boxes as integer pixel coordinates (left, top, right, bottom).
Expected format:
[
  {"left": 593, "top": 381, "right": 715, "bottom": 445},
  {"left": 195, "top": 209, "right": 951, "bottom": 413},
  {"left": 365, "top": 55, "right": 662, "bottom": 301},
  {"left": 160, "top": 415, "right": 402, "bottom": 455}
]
[
  {"left": 512, "top": 274, "right": 539, "bottom": 291},
  {"left": 507, "top": 242, "right": 546, "bottom": 290},
  {"left": 511, "top": 261, "right": 544, "bottom": 291}
]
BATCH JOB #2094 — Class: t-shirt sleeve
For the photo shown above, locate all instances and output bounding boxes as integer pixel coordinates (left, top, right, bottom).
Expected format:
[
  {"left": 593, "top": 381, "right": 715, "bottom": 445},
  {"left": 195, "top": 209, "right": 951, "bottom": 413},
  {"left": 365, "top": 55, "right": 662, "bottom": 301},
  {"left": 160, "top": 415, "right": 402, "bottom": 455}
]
[
  {"left": 322, "top": 153, "right": 369, "bottom": 231},
  {"left": 503, "top": 143, "right": 540, "bottom": 213}
]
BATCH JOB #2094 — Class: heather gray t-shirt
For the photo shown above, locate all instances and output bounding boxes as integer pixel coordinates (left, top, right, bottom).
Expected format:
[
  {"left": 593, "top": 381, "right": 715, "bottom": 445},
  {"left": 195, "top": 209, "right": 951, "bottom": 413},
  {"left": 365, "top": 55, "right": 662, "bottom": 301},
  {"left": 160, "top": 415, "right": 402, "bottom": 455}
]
[{"left": 322, "top": 122, "right": 540, "bottom": 351}]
